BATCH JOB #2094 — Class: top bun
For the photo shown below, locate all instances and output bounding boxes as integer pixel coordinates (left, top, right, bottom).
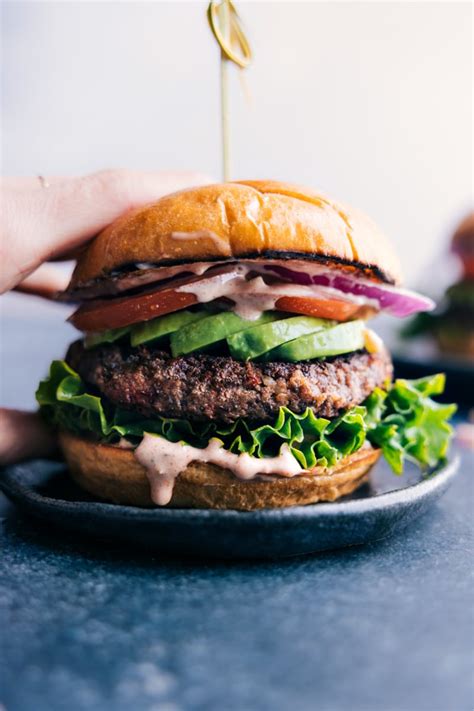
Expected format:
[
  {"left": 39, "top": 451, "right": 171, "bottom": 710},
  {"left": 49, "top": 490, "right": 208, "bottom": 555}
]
[{"left": 69, "top": 180, "right": 402, "bottom": 290}]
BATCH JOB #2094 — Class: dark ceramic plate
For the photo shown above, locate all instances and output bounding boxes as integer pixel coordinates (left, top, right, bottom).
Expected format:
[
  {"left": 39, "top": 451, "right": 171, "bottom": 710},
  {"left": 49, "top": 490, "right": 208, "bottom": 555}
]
[
  {"left": 391, "top": 338, "right": 474, "bottom": 407},
  {"left": 0, "top": 456, "right": 458, "bottom": 559}
]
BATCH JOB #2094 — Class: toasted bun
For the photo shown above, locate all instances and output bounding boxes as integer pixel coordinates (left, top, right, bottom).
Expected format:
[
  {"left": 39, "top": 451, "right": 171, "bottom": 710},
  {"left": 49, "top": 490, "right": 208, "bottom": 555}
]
[
  {"left": 59, "top": 432, "right": 381, "bottom": 511},
  {"left": 69, "top": 180, "right": 401, "bottom": 291}
]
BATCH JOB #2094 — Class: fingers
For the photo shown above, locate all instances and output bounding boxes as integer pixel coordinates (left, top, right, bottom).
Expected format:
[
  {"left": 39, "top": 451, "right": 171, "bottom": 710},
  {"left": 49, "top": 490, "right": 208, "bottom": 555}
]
[
  {"left": 38, "top": 169, "right": 213, "bottom": 261},
  {"left": 1, "top": 169, "right": 214, "bottom": 293},
  {"left": 0, "top": 409, "right": 57, "bottom": 467},
  {"left": 14, "top": 263, "right": 73, "bottom": 299}
]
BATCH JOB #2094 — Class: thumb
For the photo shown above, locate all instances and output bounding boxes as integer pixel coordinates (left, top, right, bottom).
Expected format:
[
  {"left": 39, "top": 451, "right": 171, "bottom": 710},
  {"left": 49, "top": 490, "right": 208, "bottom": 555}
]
[
  {"left": 1, "top": 170, "right": 213, "bottom": 292},
  {"left": 0, "top": 409, "right": 58, "bottom": 467}
]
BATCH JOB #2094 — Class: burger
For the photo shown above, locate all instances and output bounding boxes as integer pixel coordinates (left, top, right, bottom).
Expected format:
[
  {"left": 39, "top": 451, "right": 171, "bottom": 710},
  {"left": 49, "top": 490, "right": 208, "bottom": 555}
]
[
  {"left": 403, "top": 212, "right": 474, "bottom": 358},
  {"left": 37, "top": 180, "right": 456, "bottom": 510},
  {"left": 437, "top": 212, "right": 474, "bottom": 357}
]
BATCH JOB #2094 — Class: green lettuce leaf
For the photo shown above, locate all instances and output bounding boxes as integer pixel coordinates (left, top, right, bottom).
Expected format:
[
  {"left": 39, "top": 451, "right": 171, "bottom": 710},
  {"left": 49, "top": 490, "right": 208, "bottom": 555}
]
[
  {"left": 36, "top": 361, "right": 456, "bottom": 474},
  {"left": 364, "top": 374, "right": 456, "bottom": 474}
]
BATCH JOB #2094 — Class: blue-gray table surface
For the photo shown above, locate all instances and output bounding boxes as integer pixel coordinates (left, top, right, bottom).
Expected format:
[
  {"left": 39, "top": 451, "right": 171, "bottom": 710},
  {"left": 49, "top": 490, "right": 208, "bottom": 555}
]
[{"left": 1, "top": 294, "right": 473, "bottom": 711}]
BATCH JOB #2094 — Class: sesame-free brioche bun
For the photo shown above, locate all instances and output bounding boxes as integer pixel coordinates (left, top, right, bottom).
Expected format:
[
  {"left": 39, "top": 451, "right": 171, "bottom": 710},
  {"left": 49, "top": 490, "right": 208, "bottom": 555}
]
[
  {"left": 69, "top": 180, "right": 402, "bottom": 291},
  {"left": 59, "top": 432, "right": 381, "bottom": 511}
]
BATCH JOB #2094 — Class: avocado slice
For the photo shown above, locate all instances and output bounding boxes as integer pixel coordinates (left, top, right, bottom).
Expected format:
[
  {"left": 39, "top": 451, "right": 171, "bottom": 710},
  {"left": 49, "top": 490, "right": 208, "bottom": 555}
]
[
  {"left": 131, "top": 309, "right": 208, "bottom": 347},
  {"left": 266, "top": 320, "right": 365, "bottom": 361},
  {"left": 84, "top": 326, "right": 130, "bottom": 349},
  {"left": 227, "top": 316, "right": 332, "bottom": 361},
  {"left": 170, "top": 311, "right": 280, "bottom": 357}
]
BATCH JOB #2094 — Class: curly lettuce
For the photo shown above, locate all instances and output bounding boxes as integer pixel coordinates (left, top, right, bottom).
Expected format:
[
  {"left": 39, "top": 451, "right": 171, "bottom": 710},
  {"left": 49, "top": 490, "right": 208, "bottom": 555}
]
[
  {"left": 364, "top": 374, "right": 456, "bottom": 473},
  {"left": 36, "top": 361, "right": 456, "bottom": 474}
]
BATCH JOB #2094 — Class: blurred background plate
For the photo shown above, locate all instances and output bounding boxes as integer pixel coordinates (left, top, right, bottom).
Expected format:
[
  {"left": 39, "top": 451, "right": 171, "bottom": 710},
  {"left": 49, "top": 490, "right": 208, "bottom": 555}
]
[
  {"left": 393, "top": 350, "right": 474, "bottom": 406},
  {"left": 375, "top": 316, "right": 474, "bottom": 407},
  {"left": 0, "top": 456, "right": 459, "bottom": 560}
]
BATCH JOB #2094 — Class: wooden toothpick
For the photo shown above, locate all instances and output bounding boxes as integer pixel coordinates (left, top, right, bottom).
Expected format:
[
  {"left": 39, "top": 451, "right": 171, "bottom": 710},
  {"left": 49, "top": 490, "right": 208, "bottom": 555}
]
[{"left": 207, "top": 1, "right": 252, "bottom": 182}]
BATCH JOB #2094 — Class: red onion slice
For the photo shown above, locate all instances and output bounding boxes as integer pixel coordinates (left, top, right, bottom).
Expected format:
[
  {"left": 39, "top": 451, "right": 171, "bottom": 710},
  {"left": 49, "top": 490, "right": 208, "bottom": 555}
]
[{"left": 265, "top": 265, "right": 435, "bottom": 317}]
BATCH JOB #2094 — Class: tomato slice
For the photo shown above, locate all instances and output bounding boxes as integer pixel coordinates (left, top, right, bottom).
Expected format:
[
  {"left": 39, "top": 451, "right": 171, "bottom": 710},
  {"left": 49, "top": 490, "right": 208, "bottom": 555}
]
[
  {"left": 70, "top": 271, "right": 374, "bottom": 333},
  {"left": 69, "top": 283, "right": 198, "bottom": 333},
  {"left": 275, "top": 296, "right": 370, "bottom": 321},
  {"left": 69, "top": 267, "right": 245, "bottom": 333}
]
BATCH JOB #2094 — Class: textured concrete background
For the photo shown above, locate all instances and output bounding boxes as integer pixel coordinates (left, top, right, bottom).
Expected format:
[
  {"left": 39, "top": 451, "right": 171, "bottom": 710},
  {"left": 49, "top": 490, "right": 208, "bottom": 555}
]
[
  {"left": 1, "top": 301, "right": 474, "bottom": 711},
  {"left": 1, "top": 449, "right": 473, "bottom": 711}
]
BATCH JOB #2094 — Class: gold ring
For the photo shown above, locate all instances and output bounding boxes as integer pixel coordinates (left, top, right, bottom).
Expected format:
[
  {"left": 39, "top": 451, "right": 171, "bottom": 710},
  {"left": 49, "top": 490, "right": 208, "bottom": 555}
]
[{"left": 37, "top": 175, "right": 50, "bottom": 189}]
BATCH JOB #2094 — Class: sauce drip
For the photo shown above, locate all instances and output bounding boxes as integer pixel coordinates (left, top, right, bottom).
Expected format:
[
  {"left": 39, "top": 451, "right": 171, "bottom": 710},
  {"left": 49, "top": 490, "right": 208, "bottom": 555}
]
[
  {"left": 85, "top": 259, "right": 384, "bottom": 301},
  {"left": 134, "top": 435, "right": 305, "bottom": 506},
  {"left": 179, "top": 273, "right": 370, "bottom": 321},
  {"left": 170, "top": 230, "right": 230, "bottom": 253}
]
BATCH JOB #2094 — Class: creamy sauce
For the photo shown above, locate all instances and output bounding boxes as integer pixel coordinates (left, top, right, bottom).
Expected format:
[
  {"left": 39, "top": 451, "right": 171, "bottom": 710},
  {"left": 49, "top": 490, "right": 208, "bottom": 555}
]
[
  {"left": 179, "top": 273, "right": 373, "bottom": 320},
  {"left": 83, "top": 259, "right": 386, "bottom": 302},
  {"left": 134, "top": 435, "right": 305, "bottom": 506},
  {"left": 117, "top": 438, "right": 135, "bottom": 450},
  {"left": 89, "top": 261, "right": 216, "bottom": 298},
  {"left": 132, "top": 261, "right": 217, "bottom": 282},
  {"left": 170, "top": 230, "right": 230, "bottom": 253}
]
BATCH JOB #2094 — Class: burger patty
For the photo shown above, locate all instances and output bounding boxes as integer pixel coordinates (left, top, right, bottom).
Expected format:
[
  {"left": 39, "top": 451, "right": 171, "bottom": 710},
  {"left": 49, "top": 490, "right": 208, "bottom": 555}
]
[{"left": 67, "top": 340, "right": 392, "bottom": 424}]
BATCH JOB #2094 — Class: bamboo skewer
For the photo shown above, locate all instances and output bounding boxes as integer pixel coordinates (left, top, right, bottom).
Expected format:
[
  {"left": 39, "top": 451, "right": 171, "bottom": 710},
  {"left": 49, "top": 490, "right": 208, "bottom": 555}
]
[{"left": 207, "top": 1, "right": 252, "bottom": 182}]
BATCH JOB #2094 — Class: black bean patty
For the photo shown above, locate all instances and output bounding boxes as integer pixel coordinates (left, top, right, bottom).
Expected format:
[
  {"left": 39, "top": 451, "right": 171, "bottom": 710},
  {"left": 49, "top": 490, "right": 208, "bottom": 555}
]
[{"left": 67, "top": 341, "right": 392, "bottom": 424}]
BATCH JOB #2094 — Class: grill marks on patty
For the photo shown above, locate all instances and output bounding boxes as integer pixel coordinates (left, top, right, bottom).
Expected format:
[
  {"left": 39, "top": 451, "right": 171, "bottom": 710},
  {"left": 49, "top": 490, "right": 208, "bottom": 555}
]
[{"left": 67, "top": 340, "right": 392, "bottom": 424}]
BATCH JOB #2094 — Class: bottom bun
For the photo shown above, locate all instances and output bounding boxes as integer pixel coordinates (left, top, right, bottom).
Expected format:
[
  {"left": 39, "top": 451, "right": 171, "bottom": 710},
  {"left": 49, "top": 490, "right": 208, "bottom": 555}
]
[{"left": 59, "top": 432, "right": 381, "bottom": 511}]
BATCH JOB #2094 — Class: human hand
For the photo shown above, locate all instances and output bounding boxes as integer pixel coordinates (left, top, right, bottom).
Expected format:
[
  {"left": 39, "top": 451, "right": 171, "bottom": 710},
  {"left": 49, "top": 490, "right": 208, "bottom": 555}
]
[{"left": 0, "top": 169, "right": 213, "bottom": 466}]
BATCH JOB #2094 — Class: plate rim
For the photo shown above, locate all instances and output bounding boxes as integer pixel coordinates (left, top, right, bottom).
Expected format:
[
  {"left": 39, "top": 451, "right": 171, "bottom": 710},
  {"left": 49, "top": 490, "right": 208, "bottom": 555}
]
[
  {"left": 0, "top": 455, "right": 460, "bottom": 523},
  {"left": 392, "top": 350, "right": 474, "bottom": 375}
]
